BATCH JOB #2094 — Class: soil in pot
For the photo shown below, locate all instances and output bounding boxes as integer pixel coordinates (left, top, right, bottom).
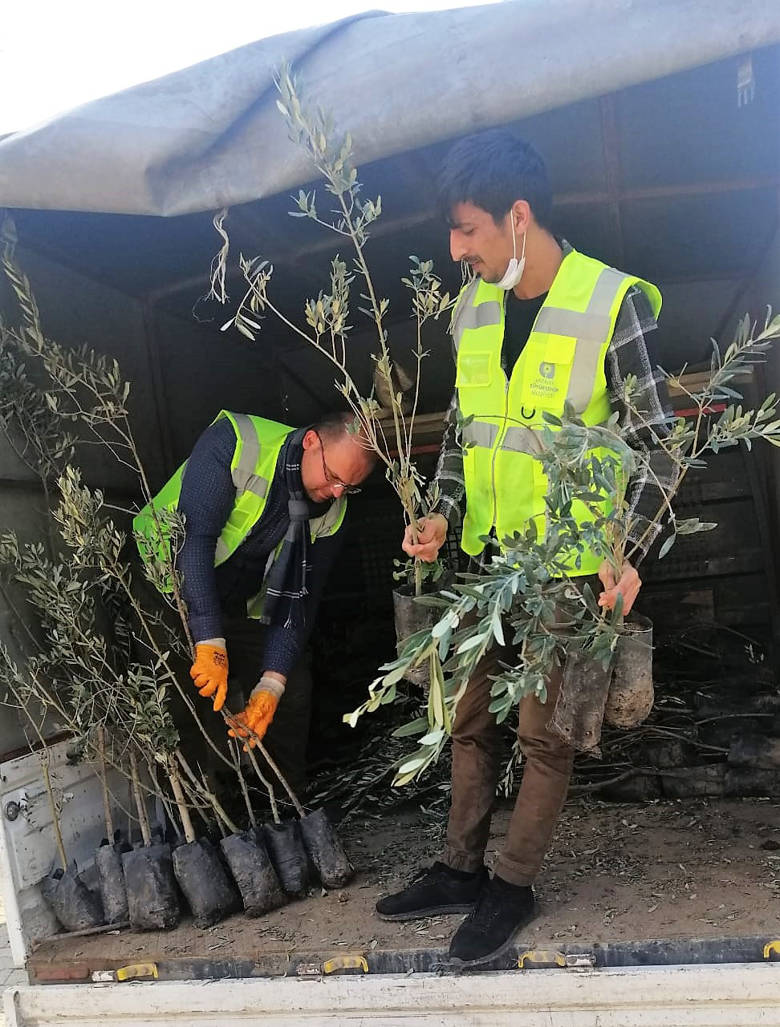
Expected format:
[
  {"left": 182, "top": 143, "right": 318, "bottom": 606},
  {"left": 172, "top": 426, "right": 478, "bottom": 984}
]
[
  {"left": 41, "top": 865, "right": 104, "bottom": 932},
  {"left": 122, "top": 842, "right": 181, "bottom": 930},
  {"left": 95, "top": 831, "right": 131, "bottom": 924},
  {"left": 299, "top": 807, "right": 354, "bottom": 888},
  {"left": 171, "top": 837, "right": 241, "bottom": 928},
  {"left": 220, "top": 829, "right": 286, "bottom": 917},
  {"left": 605, "top": 613, "right": 654, "bottom": 729},
  {"left": 263, "top": 820, "right": 309, "bottom": 897}
]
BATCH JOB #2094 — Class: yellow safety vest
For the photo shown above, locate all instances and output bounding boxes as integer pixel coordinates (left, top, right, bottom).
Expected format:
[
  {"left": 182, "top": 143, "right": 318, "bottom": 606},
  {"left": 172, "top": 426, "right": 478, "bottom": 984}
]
[
  {"left": 133, "top": 412, "right": 347, "bottom": 617},
  {"left": 453, "top": 248, "right": 661, "bottom": 574}
]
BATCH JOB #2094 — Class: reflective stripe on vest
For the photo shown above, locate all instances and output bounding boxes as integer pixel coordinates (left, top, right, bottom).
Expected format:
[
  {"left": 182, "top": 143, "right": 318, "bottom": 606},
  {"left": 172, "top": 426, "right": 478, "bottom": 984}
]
[
  {"left": 309, "top": 494, "right": 348, "bottom": 539},
  {"left": 462, "top": 419, "right": 546, "bottom": 457},
  {"left": 229, "top": 412, "right": 269, "bottom": 500},
  {"left": 454, "top": 248, "right": 661, "bottom": 567},
  {"left": 212, "top": 411, "right": 292, "bottom": 568},
  {"left": 455, "top": 266, "right": 634, "bottom": 409},
  {"left": 535, "top": 265, "right": 632, "bottom": 411},
  {"left": 452, "top": 278, "right": 499, "bottom": 346},
  {"left": 214, "top": 535, "right": 231, "bottom": 564}
]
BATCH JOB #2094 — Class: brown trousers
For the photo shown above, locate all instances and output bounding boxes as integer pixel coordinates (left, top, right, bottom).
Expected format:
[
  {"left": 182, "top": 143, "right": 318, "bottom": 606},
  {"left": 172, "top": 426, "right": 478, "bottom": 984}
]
[{"left": 443, "top": 622, "right": 579, "bottom": 886}]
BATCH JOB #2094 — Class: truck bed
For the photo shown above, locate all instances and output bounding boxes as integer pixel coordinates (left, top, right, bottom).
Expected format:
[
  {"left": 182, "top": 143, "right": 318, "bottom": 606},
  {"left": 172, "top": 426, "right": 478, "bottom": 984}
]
[{"left": 27, "top": 796, "right": 780, "bottom": 982}]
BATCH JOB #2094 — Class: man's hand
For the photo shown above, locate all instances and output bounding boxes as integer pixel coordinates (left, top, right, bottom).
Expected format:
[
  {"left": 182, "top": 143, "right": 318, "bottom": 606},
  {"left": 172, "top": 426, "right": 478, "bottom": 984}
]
[
  {"left": 402, "top": 513, "right": 448, "bottom": 563},
  {"left": 190, "top": 641, "right": 229, "bottom": 712},
  {"left": 227, "top": 674, "right": 286, "bottom": 750},
  {"left": 598, "top": 560, "right": 641, "bottom": 616}
]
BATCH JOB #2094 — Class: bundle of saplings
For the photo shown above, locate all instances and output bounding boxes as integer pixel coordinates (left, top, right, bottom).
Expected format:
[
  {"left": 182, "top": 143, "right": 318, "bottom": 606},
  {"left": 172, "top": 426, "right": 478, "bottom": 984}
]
[
  {"left": 212, "top": 64, "right": 457, "bottom": 671},
  {"left": 0, "top": 225, "right": 355, "bottom": 934},
  {"left": 0, "top": 675, "right": 104, "bottom": 934},
  {"left": 198, "top": 71, "right": 780, "bottom": 797},
  {"left": 346, "top": 311, "right": 780, "bottom": 788}
]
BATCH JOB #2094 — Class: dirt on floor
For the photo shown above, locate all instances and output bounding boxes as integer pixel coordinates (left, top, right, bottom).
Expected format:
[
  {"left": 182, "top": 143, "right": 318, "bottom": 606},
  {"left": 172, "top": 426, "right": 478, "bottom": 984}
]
[{"left": 29, "top": 796, "right": 780, "bottom": 975}]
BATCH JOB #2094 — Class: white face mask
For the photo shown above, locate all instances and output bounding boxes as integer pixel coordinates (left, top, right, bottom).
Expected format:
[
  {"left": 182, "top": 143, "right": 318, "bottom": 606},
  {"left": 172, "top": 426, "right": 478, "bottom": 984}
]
[{"left": 495, "top": 218, "right": 526, "bottom": 291}]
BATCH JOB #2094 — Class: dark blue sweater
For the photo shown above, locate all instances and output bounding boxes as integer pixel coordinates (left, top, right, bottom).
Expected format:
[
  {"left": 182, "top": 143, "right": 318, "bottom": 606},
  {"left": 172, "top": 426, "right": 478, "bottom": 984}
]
[{"left": 177, "top": 418, "right": 342, "bottom": 677}]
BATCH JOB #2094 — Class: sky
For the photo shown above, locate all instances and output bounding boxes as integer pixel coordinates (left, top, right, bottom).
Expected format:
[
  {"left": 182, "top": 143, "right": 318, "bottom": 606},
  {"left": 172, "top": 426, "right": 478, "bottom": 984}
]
[{"left": 0, "top": 0, "right": 501, "bottom": 134}]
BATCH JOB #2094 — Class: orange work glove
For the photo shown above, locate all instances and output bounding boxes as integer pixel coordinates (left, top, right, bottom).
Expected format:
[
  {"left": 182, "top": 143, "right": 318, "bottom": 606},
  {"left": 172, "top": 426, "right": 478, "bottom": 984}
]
[
  {"left": 227, "top": 676, "right": 285, "bottom": 749},
  {"left": 189, "top": 639, "right": 229, "bottom": 713}
]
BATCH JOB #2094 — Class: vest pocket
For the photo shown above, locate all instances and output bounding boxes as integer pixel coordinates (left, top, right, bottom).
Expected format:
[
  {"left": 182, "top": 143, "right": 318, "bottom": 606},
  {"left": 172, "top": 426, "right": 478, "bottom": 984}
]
[
  {"left": 455, "top": 350, "right": 494, "bottom": 388},
  {"left": 521, "top": 336, "right": 576, "bottom": 414},
  {"left": 225, "top": 507, "right": 257, "bottom": 536},
  {"left": 539, "top": 336, "right": 577, "bottom": 364}
]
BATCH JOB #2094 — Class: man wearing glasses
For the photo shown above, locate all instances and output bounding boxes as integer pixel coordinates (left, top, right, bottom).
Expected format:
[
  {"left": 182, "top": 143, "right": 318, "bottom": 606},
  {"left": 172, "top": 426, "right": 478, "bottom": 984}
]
[{"left": 135, "top": 410, "right": 374, "bottom": 791}]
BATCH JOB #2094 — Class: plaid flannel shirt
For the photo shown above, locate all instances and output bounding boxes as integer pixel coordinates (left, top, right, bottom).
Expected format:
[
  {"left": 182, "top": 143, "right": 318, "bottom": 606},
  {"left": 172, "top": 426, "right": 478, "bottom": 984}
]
[{"left": 434, "top": 246, "right": 675, "bottom": 566}]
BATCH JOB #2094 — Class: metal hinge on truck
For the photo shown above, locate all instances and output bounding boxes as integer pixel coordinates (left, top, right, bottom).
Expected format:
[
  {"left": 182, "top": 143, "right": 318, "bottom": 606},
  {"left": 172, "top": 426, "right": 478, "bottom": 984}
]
[
  {"left": 296, "top": 954, "right": 369, "bottom": 977},
  {"left": 92, "top": 962, "right": 159, "bottom": 983},
  {"left": 518, "top": 949, "right": 596, "bottom": 970}
]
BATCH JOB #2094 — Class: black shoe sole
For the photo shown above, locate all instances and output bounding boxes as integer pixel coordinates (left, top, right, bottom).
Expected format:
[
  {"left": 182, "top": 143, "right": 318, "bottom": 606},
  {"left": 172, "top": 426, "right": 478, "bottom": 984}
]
[
  {"left": 375, "top": 902, "right": 476, "bottom": 922},
  {"left": 447, "top": 929, "right": 519, "bottom": 968},
  {"left": 447, "top": 907, "right": 537, "bottom": 968}
]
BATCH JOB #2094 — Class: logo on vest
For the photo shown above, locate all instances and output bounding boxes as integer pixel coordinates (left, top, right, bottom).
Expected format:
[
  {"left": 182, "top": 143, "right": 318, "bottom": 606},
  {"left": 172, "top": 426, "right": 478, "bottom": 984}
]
[{"left": 529, "top": 360, "right": 560, "bottom": 398}]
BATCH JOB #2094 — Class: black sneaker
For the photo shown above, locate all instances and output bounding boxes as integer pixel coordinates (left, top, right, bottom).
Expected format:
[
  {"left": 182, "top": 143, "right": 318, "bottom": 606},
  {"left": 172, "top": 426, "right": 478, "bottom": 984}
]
[
  {"left": 375, "top": 862, "right": 488, "bottom": 921},
  {"left": 448, "top": 874, "right": 536, "bottom": 966}
]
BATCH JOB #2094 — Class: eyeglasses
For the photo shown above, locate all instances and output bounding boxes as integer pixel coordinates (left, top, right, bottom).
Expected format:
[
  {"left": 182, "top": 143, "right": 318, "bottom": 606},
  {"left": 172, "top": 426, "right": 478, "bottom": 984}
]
[{"left": 314, "top": 431, "right": 362, "bottom": 494}]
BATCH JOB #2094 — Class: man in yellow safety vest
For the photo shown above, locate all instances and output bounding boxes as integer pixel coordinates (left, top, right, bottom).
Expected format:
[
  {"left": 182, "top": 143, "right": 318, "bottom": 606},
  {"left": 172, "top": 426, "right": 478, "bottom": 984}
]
[
  {"left": 135, "top": 410, "right": 375, "bottom": 792},
  {"left": 376, "top": 129, "right": 672, "bottom": 966}
]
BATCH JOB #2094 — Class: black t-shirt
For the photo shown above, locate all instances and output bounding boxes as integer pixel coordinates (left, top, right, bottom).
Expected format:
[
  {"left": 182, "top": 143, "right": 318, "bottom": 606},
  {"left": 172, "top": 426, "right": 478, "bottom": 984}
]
[{"left": 501, "top": 290, "right": 547, "bottom": 374}]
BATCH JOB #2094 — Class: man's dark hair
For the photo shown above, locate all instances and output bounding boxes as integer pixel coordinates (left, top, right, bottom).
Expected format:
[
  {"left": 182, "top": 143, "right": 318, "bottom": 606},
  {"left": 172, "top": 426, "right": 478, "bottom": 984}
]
[
  {"left": 313, "top": 411, "right": 377, "bottom": 465},
  {"left": 437, "top": 129, "right": 552, "bottom": 228},
  {"left": 313, "top": 411, "right": 359, "bottom": 441}
]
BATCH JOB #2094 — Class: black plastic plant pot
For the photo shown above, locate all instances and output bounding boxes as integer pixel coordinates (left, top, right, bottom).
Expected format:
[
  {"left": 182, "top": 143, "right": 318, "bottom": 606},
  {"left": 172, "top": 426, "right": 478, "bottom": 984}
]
[
  {"left": 122, "top": 843, "right": 181, "bottom": 931},
  {"left": 41, "top": 865, "right": 104, "bottom": 932},
  {"left": 220, "top": 829, "right": 286, "bottom": 917},
  {"left": 95, "top": 833, "right": 131, "bottom": 924},
  {"left": 548, "top": 647, "right": 613, "bottom": 755},
  {"left": 299, "top": 807, "right": 354, "bottom": 889},
  {"left": 605, "top": 614, "right": 654, "bottom": 729},
  {"left": 263, "top": 820, "right": 309, "bottom": 897},
  {"left": 392, "top": 585, "right": 439, "bottom": 687},
  {"left": 171, "top": 837, "right": 241, "bottom": 929}
]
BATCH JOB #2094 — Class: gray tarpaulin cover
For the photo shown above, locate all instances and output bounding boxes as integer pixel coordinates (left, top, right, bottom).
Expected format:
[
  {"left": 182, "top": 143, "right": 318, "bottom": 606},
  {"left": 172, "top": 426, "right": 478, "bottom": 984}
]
[{"left": 1, "top": 0, "right": 779, "bottom": 216}]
